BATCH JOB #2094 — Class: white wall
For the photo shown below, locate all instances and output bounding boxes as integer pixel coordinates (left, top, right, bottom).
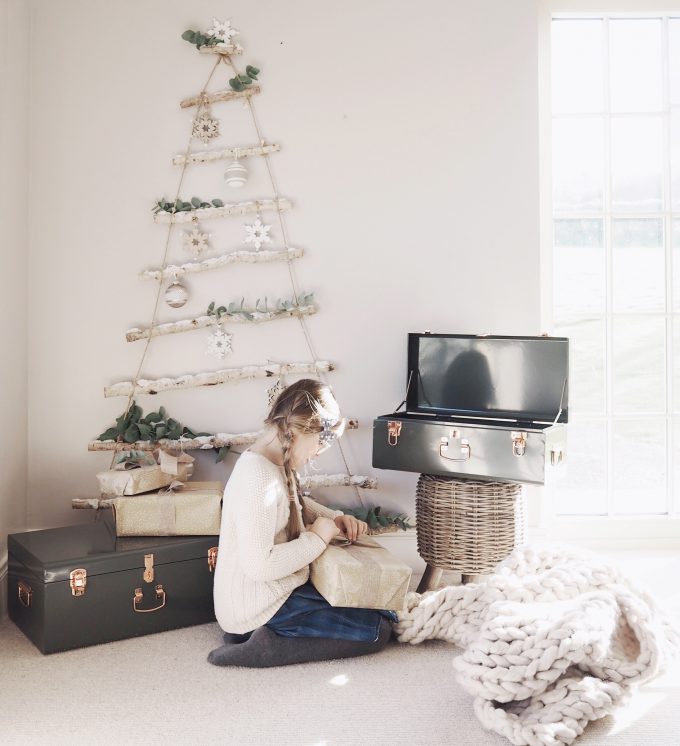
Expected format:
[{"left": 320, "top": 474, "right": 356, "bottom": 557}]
[
  {"left": 22, "top": 1, "right": 542, "bottom": 547},
  {"left": 0, "top": 0, "right": 29, "bottom": 616}
]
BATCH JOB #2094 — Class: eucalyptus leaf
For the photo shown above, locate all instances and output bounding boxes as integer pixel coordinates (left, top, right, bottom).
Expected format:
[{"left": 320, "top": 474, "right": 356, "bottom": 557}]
[
  {"left": 246, "top": 65, "right": 260, "bottom": 79},
  {"left": 191, "top": 196, "right": 201, "bottom": 207},
  {"left": 215, "top": 445, "right": 230, "bottom": 463},
  {"left": 181, "top": 30, "right": 197, "bottom": 42},
  {"left": 137, "top": 423, "right": 152, "bottom": 440},
  {"left": 124, "top": 424, "right": 140, "bottom": 444},
  {"left": 212, "top": 198, "right": 224, "bottom": 207},
  {"left": 98, "top": 427, "right": 119, "bottom": 441}
]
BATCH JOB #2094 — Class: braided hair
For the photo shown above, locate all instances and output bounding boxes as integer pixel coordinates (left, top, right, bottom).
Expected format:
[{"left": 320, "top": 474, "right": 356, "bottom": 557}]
[{"left": 263, "top": 378, "right": 345, "bottom": 540}]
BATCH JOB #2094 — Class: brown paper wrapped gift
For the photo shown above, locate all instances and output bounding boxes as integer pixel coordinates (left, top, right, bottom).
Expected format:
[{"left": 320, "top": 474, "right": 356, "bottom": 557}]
[
  {"left": 112, "top": 481, "right": 223, "bottom": 537},
  {"left": 309, "top": 534, "right": 412, "bottom": 611},
  {"left": 96, "top": 448, "right": 194, "bottom": 497}
]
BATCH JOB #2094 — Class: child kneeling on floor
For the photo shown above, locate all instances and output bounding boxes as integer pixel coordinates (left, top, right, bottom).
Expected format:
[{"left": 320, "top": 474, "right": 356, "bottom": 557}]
[{"left": 209, "top": 378, "right": 397, "bottom": 668}]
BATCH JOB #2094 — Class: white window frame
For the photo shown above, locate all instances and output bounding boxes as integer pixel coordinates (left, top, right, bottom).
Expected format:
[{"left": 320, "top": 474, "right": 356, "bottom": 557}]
[{"left": 539, "top": 0, "right": 680, "bottom": 548}]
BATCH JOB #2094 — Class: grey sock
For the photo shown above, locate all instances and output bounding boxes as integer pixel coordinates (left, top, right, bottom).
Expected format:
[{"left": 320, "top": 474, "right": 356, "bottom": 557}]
[{"left": 207, "top": 617, "right": 392, "bottom": 668}]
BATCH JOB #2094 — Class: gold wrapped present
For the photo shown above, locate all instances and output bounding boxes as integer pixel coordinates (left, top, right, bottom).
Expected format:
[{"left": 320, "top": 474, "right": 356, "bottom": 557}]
[
  {"left": 112, "top": 481, "right": 224, "bottom": 537},
  {"left": 96, "top": 448, "right": 194, "bottom": 496},
  {"left": 310, "top": 534, "right": 412, "bottom": 611}
]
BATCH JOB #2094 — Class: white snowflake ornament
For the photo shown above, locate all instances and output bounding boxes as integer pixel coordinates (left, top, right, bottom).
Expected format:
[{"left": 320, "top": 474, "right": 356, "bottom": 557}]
[
  {"left": 243, "top": 218, "right": 272, "bottom": 250},
  {"left": 206, "top": 18, "right": 239, "bottom": 44},
  {"left": 206, "top": 326, "right": 233, "bottom": 359},
  {"left": 192, "top": 114, "right": 220, "bottom": 144},
  {"left": 183, "top": 226, "right": 211, "bottom": 258}
]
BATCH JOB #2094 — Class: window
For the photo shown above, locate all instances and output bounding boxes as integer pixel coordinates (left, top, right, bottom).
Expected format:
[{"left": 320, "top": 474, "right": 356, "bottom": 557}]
[{"left": 550, "top": 15, "right": 680, "bottom": 518}]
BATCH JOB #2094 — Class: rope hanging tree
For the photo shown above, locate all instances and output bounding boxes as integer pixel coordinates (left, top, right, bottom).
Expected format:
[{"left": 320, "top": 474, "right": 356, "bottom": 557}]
[{"left": 82, "top": 20, "right": 374, "bottom": 511}]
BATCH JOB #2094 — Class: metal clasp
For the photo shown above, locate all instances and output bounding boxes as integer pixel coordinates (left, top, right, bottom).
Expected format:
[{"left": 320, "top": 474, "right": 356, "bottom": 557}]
[
  {"left": 387, "top": 420, "right": 402, "bottom": 447},
  {"left": 550, "top": 447, "right": 564, "bottom": 466},
  {"left": 439, "top": 431, "right": 471, "bottom": 462},
  {"left": 511, "top": 431, "right": 527, "bottom": 457},
  {"left": 133, "top": 584, "right": 166, "bottom": 613},
  {"left": 18, "top": 580, "right": 32, "bottom": 607},
  {"left": 69, "top": 568, "right": 87, "bottom": 597},
  {"left": 144, "top": 554, "right": 154, "bottom": 583},
  {"left": 208, "top": 547, "right": 218, "bottom": 572}
]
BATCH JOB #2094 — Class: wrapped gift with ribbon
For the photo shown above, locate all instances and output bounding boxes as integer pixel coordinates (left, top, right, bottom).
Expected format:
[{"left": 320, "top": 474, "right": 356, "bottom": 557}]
[
  {"left": 111, "top": 481, "right": 224, "bottom": 537},
  {"left": 309, "top": 534, "right": 412, "bottom": 611},
  {"left": 96, "top": 448, "right": 195, "bottom": 497}
]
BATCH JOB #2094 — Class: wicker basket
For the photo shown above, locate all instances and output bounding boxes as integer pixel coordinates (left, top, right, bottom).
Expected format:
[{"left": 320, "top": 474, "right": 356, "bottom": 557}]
[{"left": 415, "top": 474, "right": 526, "bottom": 575}]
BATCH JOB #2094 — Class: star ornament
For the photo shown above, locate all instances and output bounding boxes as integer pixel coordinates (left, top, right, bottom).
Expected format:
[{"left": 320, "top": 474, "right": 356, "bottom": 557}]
[
  {"left": 183, "top": 227, "right": 211, "bottom": 257},
  {"left": 206, "top": 18, "right": 239, "bottom": 44},
  {"left": 192, "top": 114, "right": 219, "bottom": 144},
  {"left": 243, "top": 218, "right": 272, "bottom": 250}
]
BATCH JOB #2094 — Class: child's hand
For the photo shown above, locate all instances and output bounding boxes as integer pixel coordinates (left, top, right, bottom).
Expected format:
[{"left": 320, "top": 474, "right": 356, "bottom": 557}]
[
  {"left": 310, "top": 516, "right": 341, "bottom": 545},
  {"left": 334, "top": 514, "right": 368, "bottom": 542}
]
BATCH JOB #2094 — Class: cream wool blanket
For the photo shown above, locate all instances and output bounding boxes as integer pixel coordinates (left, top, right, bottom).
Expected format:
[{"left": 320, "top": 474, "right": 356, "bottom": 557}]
[{"left": 393, "top": 543, "right": 680, "bottom": 746}]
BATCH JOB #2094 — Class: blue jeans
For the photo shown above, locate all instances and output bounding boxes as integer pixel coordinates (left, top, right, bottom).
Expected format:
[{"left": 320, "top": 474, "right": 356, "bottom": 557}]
[{"left": 264, "top": 581, "right": 399, "bottom": 642}]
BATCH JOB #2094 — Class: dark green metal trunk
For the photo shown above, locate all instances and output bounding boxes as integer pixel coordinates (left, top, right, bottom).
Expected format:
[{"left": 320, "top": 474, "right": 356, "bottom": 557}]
[{"left": 8, "top": 516, "right": 219, "bottom": 654}]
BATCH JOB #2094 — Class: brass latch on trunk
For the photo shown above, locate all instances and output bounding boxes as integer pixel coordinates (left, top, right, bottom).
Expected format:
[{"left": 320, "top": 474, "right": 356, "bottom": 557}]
[
  {"left": 511, "top": 431, "right": 528, "bottom": 457},
  {"left": 144, "top": 554, "right": 154, "bottom": 583},
  {"left": 69, "top": 568, "right": 87, "bottom": 597},
  {"left": 18, "top": 580, "right": 32, "bottom": 607},
  {"left": 387, "top": 420, "right": 402, "bottom": 446},
  {"left": 550, "top": 447, "right": 564, "bottom": 466},
  {"left": 208, "top": 547, "right": 218, "bottom": 572}
]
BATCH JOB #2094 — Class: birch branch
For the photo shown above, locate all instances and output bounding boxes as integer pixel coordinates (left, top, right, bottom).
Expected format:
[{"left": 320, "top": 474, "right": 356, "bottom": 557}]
[
  {"left": 180, "top": 85, "right": 260, "bottom": 109},
  {"left": 139, "top": 247, "right": 303, "bottom": 281},
  {"left": 104, "top": 361, "right": 334, "bottom": 397},
  {"left": 301, "top": 474, "right": 378, "bottom": 490},
  {"left": 198, "top": 45, "right": 242, "bottom": 56},
  {"left": 153, "top": 197, "right": 291, "bottom": 224},
  {"left": 87, "top": 420, "right": 359, "bottom": 452},
  {"left": 72, "top": 472, "right": 377, "bottom": 510},
  {"left": 125, "top": 303, "right": 316, "bottom": 342},
  {"left": 173, "top": 142, "right": 280, "bottom": 166}
]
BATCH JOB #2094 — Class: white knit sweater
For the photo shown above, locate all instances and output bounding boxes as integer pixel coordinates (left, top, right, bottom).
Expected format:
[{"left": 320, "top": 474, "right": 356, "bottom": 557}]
[{"left": 213, "top": 449, "right": 344, "bottom": 633}]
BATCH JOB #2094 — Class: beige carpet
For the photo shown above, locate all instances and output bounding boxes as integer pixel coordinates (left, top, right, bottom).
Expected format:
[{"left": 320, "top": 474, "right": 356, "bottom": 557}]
[{"left": 2, "top": 551, "right": 679, "bottom": 746}]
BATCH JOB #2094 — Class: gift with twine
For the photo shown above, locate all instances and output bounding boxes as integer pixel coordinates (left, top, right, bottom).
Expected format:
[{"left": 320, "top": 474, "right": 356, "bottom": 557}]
[
  {"left": 111, "top": 481, "right": 223, "bottom": 537},
  {"left": 96, "top": 447, "right": 195, "bottom": 497},
  {"left": 309, "top": 534, "right": 412, "bottom": 611}
]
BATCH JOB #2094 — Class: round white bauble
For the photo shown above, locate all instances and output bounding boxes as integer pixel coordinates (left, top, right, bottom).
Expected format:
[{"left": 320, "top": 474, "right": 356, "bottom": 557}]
[
  {"left": 224, "top": 158, "right": 248, "bottom": 188},
  {"left": 164, "top": 280, "right": 189, "bottom": 308}
]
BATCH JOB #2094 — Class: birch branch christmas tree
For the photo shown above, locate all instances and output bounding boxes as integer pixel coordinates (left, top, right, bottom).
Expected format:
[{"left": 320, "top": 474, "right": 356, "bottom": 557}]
[{"left": 80, "top": 17, "right": 385, "bottom": 515}]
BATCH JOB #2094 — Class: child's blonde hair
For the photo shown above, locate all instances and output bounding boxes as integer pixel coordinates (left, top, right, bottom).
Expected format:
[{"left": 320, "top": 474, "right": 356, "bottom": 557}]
[{"left": 264, "top": 378, "right": 345, "bottom": 540}]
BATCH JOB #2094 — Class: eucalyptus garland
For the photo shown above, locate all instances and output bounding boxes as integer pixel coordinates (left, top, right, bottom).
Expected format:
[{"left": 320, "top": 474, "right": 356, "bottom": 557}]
[
  {"left": 181, "top": 29, "right": 225, "bottom": 50},
  {"left": 330, "top": 505, "right": 414, "bottom": 532},
  {"left": 229, "top": 65, "right": 260, "bottom": 92},
  {"left": 207, "top": 292, "right": 314, "bottom": 322},
  {"left": 97, "top": 402, "right": 230, "bottom": 462},
  {"left": 152, "top": 196, "right": 225, "bottom": 215}
]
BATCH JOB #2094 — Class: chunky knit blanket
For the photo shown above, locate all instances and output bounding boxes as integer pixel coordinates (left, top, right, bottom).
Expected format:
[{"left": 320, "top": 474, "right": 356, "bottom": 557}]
[{"left": 393, "top": 543, "right": 680, "bottom": 746}]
